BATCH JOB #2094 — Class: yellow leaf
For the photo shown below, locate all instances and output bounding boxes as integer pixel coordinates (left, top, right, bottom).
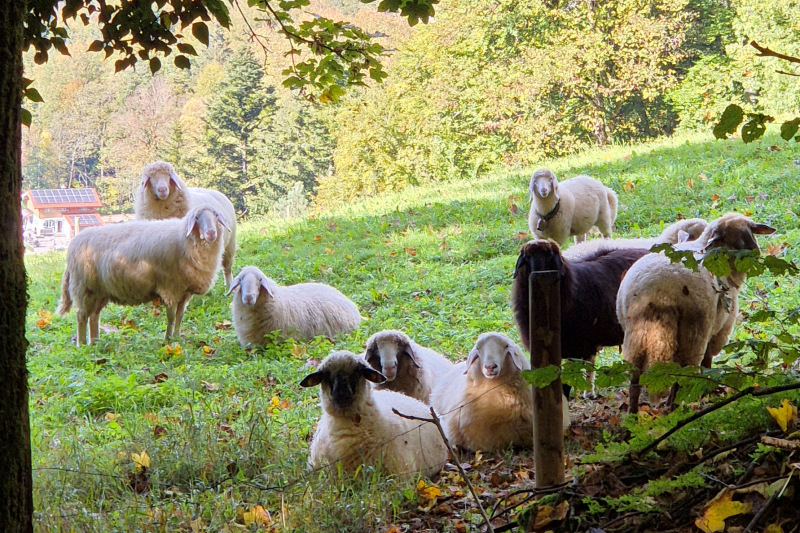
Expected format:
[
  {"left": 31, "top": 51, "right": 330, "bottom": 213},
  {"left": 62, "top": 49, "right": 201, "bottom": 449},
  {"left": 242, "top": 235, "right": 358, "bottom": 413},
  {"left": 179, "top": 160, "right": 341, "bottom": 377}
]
[
  {"left": 132, "top": 451, "right": 151, "bottom": 472},
  {"left": 36, "top": 309, "right": 52, "bottom": 328},
  {"left": 622, "top": 181, "right": 635, "bottom": 192},
  {"left": 243, "top": 505, "right": 271, "bottom": 526},
  {"left": 165, "top": 344, "right": 182, "bottom": 356},
  {"left": 105, "top": 412, "right": 120, "bottom": 422},
  {"left": 533, "top": 501, "right": 570, "bottom": 529},
  {"left": 695, "top": 489, "right": 753, "bottom": 533},
  {"left": 764, "top": 523, "right": 784, "bottom": 533},
  {"left": 290, "top": 344, "right": 307, "bottom": 357},
  {"left": 767, "top": 399, "right": 797, "bottom": 432},
  {"left": 190, "top": 516, "right": 205, "bottom": 533},
  {"left": 202, "top": 345, "right": 212, "bottom": 355}
]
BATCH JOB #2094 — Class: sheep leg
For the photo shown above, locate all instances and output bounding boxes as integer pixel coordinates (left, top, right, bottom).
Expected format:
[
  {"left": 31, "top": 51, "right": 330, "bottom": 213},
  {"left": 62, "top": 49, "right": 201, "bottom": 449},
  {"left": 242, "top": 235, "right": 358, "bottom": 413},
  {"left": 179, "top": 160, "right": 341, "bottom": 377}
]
[
  {"left": 628, "top": 370, "right": 641, "bottom": 414},
  {"left": 89, "top": 313, "right": 100, "bottom": 344},
  {"left": 76, "top": 310, "right": 88, "bottom": 347},
  {"left": 164, "top": 304, "right": 177, "bottom": 341},
  {"left": 172, "top": 295, "right": 192, "bottom": 339},
  {"left": 222, "top": 251, "right": 233, "bottom": 288}
]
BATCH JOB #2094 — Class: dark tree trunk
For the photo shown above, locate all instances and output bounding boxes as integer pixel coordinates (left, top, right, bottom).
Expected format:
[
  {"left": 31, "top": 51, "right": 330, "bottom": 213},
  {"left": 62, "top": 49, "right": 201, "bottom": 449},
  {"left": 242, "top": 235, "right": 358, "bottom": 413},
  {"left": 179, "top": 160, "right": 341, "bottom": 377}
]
[{"left": 0, "top": 1, "right": 34, "bottom": 532}]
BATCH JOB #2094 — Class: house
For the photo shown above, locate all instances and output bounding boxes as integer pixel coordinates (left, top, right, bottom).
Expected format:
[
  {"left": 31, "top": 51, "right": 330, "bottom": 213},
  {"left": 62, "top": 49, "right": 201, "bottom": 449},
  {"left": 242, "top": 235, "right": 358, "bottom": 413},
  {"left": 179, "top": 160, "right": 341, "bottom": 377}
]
[{"left": 21, "top": 188, "right": 104, "bottom": 239}]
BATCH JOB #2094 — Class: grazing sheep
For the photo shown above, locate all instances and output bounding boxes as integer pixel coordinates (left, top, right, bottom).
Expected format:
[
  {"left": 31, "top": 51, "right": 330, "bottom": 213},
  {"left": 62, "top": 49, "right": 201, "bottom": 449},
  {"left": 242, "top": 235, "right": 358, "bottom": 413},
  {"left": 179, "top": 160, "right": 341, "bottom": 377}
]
[
  {"left": 430, "top": 332, "right": 570, "bottom": 452},
  {"left": 226, "top": 266, "right": 361, "bottom": 344},
  {"left": 300, "top": 350, "right": 448, "bottom": 479},
  {"left": 528, "top": 169, "right": 618, "bottom": 245},
  {"left": 364, "top": 330, "right": 455, "bottom": 403},
  {"left": 134, "top": 161, "right": 237, "bottom": 287},
  {"left": 512, "top": 239, "right": 650, "bottom": 398},
  {"left": 562, "top": 218, "right": 708, "bottom": 261},
  {"left": 57, "top": 206, "right": 230, "bottom": 345},
  {"left": 617, "top": 213, "right": 776, "bottom": 413}
]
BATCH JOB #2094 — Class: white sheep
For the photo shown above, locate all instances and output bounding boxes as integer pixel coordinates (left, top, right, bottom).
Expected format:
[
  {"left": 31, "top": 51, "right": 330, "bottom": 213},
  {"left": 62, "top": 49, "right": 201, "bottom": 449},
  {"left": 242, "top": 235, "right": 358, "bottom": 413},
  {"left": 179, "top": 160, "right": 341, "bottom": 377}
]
[
  {"left": 57, "top": 206, "right": 230, "bottom": 346},
  {"left": 528, "top": 169, "right": 618, "bottom": 245},
  {"left": 134, "top": 161, "right": 237, "bottom": 287},
  {"left": 430, "top": 332, "right": 570, "bottom": 452},
  {"left": 617, "top": 213, "right": 775, "bottom": 413},
  {"left": 364, "top": 330, "right": 454, "bottom": 403},
  {"left": 300, "top": 350, "right": 448, "bottom": 479},
  {"left": 562, "top": 217, "right": 708, "bottom": 261},
  {"left": 226, "top": 265, "right": 362, "bottom": 344}
]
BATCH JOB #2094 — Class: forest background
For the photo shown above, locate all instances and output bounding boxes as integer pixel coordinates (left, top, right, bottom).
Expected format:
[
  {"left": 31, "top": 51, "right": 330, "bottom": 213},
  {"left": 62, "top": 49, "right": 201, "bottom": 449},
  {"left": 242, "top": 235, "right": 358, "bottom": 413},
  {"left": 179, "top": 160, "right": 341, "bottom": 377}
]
[{"left": 22, "top": 0, "right": 800, "bottom": 219}]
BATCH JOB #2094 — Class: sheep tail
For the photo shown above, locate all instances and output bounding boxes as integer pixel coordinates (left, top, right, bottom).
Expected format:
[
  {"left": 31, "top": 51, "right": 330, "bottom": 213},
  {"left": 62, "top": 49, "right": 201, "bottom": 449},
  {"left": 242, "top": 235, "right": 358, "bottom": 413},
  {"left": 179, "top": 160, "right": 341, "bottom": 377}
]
[{"left": 57, "top": 269, "right": 71, "bottom": 316}]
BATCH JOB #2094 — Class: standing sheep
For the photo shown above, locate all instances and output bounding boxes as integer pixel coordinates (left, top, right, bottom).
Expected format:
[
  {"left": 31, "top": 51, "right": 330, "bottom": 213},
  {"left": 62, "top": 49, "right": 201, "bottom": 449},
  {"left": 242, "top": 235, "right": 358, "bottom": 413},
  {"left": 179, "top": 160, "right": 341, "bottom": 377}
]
[
  {"left": 226, "top": 266, "right": 362, "bottom": 344},
  {"left": 430, "top": 332, "right": 570, "bottom": 452},
  {"left": 300, "top": 351, "right": 448, "bottom": 479},
  {"left": 57, "top": 206, "right": 230, "bottom": 345},
  {"left": 364, "top": 330, "right": 454, "bottom": 403},
  {"left": 134, "top": 161, "right": 237, "bottom": 287},
  {"left": 562, "top": 217, "right": 708, "bottom": 261},
  {"left": 528, "top": 169, "right": 618, "bottom": 245},
  {"left": 617, "top": 213, "right": 775, "bottom": 413}
]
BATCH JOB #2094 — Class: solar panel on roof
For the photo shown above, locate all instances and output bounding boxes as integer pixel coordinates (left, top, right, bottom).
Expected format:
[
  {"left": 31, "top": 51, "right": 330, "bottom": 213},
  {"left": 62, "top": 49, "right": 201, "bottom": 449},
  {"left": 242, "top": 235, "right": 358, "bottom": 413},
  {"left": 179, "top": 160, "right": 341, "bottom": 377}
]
[
  {"left": 74, "top": 214, "right": 102, "bottom": 226},
  {"left": 31, "top": 189, "right": 97, "bottom": 204}
]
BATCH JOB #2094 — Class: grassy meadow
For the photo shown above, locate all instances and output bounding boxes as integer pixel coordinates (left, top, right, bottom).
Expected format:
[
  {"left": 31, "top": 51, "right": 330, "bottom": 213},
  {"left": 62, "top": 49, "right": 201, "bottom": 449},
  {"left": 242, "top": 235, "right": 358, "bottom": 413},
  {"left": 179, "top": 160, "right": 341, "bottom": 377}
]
[{"left": 27, "top": 133, "right": 800, "bottom": 531}]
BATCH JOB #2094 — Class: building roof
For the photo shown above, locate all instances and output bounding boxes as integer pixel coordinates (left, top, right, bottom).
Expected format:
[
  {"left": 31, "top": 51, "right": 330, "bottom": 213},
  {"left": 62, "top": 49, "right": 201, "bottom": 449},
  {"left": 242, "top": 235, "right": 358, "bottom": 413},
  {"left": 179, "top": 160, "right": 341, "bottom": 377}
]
[
  {"left": 65, "top": 214, "right": 104, "bottom": 230},
  {"left": 23, "top": 188, "right": 102, "bottom": 209}
]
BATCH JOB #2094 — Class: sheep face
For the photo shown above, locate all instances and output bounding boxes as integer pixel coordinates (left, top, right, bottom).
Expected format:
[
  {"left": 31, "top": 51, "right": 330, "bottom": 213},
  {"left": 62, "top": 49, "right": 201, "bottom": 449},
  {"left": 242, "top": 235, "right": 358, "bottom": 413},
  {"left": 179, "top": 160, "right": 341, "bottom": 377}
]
[
  {"left": 702, "top": 213, "right": 775, "bottom": 253},
  {"left": 185, "top": 206, "right": 230, "bottom": 244},
  {"left": 300, "top": 351, "right": 386, "bottom": 415},
  {"left": 466, "top": 333, "right": 528, "bottom": 380},
  {"left": 529, "top": 169, "right": 558, "bottom": 200},
  {"left": 513, "top": 240, "right": 565, "bottom": 279},
  {"left": 227, "top": 266, "right": 275, "bottom": 305},
  {"left": 364, "top": 331, "right": 417, "bottom": 382},
  {"left": 141, "top": 161, "right": 183, "bottom": 201}
]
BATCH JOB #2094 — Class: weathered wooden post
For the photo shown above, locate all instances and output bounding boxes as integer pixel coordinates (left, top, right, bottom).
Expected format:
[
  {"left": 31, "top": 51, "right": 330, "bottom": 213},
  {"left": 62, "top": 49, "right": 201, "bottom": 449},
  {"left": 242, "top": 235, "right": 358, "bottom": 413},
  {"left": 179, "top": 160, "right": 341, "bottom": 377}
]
[{"left": 529, "top": 269, "right": 565, "bottom": 487}]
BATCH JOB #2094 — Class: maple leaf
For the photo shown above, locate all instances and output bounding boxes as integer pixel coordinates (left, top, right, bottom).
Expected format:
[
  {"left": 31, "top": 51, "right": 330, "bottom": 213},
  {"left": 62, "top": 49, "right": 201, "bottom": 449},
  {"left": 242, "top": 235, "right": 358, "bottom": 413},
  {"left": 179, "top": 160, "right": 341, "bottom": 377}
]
[
  {"left": 417, "top": 480, "right": 442, "bottom": 501},
  {"left": 695, "top": 489, "right": 753, "bottom": 533},
  {"left": 767, "top": 399, "right": 797, "bottom": 432},
  {"left": 132, "top": 451, "right": 151, "bottom": 472},
  {"left": 243, "top": 505, "right": 271, "bottom": 526}
]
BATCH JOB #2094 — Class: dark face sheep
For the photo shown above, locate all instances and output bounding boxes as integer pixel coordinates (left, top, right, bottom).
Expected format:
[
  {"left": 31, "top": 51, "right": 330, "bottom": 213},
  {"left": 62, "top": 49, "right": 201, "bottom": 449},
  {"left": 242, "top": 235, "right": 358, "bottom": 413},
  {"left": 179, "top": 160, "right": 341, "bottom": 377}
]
[
  {"left": 141, "top": 161, "right": 183, "bottom": 201},
  {"left": 700, "top": 213, "right": 775, "bottom": 253},
  {"left": 513, "top": 239, "right": 565, "bottom": 279},
  {"left": 529, "top": 169, "right": 558, "bottom": 200},
  {"left": 301, "top": 352, "right": 386, "bottom": 414},
  {"left": 364, "top": 331, "right": 418, "bottom": 382}
]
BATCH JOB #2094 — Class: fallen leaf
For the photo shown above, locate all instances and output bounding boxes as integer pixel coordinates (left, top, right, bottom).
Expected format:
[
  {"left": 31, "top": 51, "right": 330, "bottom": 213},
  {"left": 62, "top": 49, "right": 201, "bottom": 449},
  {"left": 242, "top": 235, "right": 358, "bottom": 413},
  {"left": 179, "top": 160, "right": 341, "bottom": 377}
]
[
  {"left": 215, "top": 320, "right": 232, "bottom": 330},
  {"left": 698, "top": 172, "right": 708, "bottom": 181},
  {"left": 203, "top": 345, "right": 213, "bottom": 355},
  {"left": 767, "top": 399, "right": 797, "bottom": 432},
  {"left": 622, "top": 181, "right": 635, "bottom": 191},
  {"left": 687, "top": 178, "right": 694, "bottom": 189},
  {"left": 190, "top": 516, "right": 204, "bottom": 533},
  {"left": 711, "top": 193, "right": 720, "bottom": 201},
  {"left": 36, "top": 309, "right": 52, "bottom": 328},
  {"left": 201, "top": 380, "right": 220, "bottom": 392},
  {"left": 291, "top": 344, "right": 307, "bottom": 357},
  {"left": 404, "top": 247, "right": 417, "bottom": 256},
  {"left": 695, "top": 489, "right": 753, "bottom": 533},
  {"left": 533, "top": 501, "right": 570, "bottom": 529},
  {"left": 242, "top": 505, "right": 271, "bottom": 526},
  {"left": 132, "top": 451, "right": 151, "bottom": 472},
  {"left": 153, "top": 373, "right": 168, "bottom": 383},
  {"left": 314, "top": 235, "right": 321, "bottom": 241}
]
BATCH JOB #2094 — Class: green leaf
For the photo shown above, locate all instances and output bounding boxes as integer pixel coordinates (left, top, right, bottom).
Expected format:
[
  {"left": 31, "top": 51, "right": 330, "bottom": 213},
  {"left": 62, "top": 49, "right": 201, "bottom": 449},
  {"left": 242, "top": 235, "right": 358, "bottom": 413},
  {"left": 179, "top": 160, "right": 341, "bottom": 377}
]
[
  {"left": 713, "top": 104, "right": 744, "bottom": 140},
  {"left": 561, "top": 359, "right": 593, "bottom": 392},
  {"left": 192, "top": 21, "right": 209, "bottom": 46},
  {"left": 174, "top": 55, "right": 191, "bottom": 70},
  {"left": 176, "top": 43, "right": 197, "bottom": 56},
  {"left": 149, "top": 56, "right": 161, "bottom": 75},
  {"left": 24, "top": 88, "right": 44, "bottom": 103},
  {"left": 780, "top": 118, "right": 800, "bottom": 142},
  {"left": 204, "top": 0, "right": 231, "bottom": 29},
  {"left": 595, "top": 361, "right": 634, "bottom": 389},
  {"left": 21, "top": 108, "right": 32, "bottom": 128},
  {"left": 741, "top": 114, "right": 774, "bottom": 143},
  {"left": 87, "top": 40, "right": 104, "bottom": 52},
  {"left": 51, "top": 37, "right": 71, "bottom": 57},
  {"left": 763, "top": 256, "right": 799, "bottom": 276},
  {"left": 701, "top": 248, "right": 732, "bottom": 278},
  {"left": 521, "top": 365, "right": 561, "bottom": 388}
]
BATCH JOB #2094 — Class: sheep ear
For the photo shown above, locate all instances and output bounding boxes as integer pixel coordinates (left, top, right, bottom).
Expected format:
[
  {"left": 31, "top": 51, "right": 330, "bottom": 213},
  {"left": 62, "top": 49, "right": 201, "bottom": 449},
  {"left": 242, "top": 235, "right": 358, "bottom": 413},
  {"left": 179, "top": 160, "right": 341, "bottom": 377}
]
[
  {"left": 513, "top": 252, "right": 527, "bottom": 279},
  {"left": 225, "top": 274, "right": 242, "bottom": 297},
  {"left": 360, "top": 364, "right": 387, "bottom": 384},
  {"left": 300, "top": 371, "right": 324, "bottom": 388},
  {"left": 751, "top": 222, "right": 776, "bottom": 235},
  {"left": 185, "top": 212, "right": 198, "bottom": 238},
  {"left": 403, "top": 344, "right": 421, "bottom": 368},
  {"left": 553, "top": 248, "right": 565, "bottom": 278},
  {"left": 364, "top": 343, "right": 379, "bottom": 367},
  {"left": 215, "top": 210, "right": 232, "bottom": 233},
  {"left": 507, "top": 344, "right": 527, "bottom": 371},
  {"left": 260, "top": 277, "right": 275, "bottom": 298},
  {"left": 140, "top": 173, "right": 152, "bottom": 188},
  {"left": 169, "top": 169, "right": 184, "bottom": 191},
  {"left": 676, "top": 230, "right": 691, "bottom": 243},
  {"left": 464, "top": 348, "right": 480, "bottom": 375}
]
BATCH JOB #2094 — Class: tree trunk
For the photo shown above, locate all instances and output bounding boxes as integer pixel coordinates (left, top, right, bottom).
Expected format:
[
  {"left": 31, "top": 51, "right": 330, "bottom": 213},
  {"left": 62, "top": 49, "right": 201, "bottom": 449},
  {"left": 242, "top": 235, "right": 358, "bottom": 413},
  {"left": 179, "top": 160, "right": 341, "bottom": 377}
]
[{"left": 0, "top": 1, "right": 34, "bottom": 532}]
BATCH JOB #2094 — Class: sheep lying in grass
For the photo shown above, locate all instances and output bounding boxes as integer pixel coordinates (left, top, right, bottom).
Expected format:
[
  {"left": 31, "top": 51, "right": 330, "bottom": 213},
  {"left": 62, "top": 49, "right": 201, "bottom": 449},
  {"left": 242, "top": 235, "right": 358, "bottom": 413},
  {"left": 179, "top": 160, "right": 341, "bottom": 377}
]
[
  {"left": 430, "top": 332, "right": 570, "bottom": 452},
  {"left": 528, "top": 169, "right": 617, "bottom": 245},
  {"left": 562, "top": 218, "right": 708, "bottom": 261},
  {"left": 512, "top": 239, "right": 650, "bottom": 398},
  {"left": 135, "top": 161, "right": 237, "bottom": 287},
  {"left": 617, "top": 213, "right": 775, "bottom": 413},
  {"left": 226, "top": 266, "right": 361, "bottom": 344},
  {"left": 364, "top": 330, "right": 454, "bottom": 403},
  {"left": 57, "top": 206, "right": 230, "bottom": 345},
  {"left": 300, "top": 350, "right": 448, "bottom": 479}
]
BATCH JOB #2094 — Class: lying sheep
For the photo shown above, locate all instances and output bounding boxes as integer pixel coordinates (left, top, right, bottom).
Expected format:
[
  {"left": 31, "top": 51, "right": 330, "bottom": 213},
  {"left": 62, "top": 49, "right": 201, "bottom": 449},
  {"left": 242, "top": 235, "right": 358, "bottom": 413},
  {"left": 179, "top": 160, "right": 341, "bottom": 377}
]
[
  {"left": 528, "top": 169, "right": 617, "bottom": 245},
  {"left": 430, "top": 332, "right": 570, "bottom": 452},
  {"left": 512, "top": 239, "right": 650, "bottom": 398},
  {"left": 300, "top": 350, "right": 448, "bottom": 479},
  {"left": 226, "top": 266, "right": 361, "bottom": 344},
  {"left": 57, "top": 206, "right": 230, "bottom": 345},
  {"left": 364, "top": 330, "right": 454, "bottom": 403},
  {"left": 562, "top": 218, "right": 708, "bottom": 261},
  {"left": 135, "top": 161, "right": 237, "bottom": 287},
  {"left": 617, "top": 213, "right": 775, "bottom": 413}
]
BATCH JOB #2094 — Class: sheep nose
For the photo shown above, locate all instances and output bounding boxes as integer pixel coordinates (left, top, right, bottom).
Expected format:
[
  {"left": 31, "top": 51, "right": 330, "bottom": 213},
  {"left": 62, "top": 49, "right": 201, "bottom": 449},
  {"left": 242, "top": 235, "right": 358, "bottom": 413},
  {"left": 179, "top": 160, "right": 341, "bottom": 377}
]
[
  {"left": 383, "top": 363, "right": 397, "bottom": 380},
  {"left": 156, "top": 185, "right": 169, "bottom": 198},
  {"left": 484, "top": 363, "right": 498, "bottom": 376},
  {"left": 243, "top": 294, "right": 256, "bottom": 305},
  {"left": 204, "top": 229, "right": 217, "bottom": 242}
]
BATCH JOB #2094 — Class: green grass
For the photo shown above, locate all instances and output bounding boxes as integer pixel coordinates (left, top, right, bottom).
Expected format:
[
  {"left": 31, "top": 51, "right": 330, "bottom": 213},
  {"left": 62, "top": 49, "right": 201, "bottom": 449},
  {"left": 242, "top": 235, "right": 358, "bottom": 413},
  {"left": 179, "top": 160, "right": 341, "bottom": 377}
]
[{"left": 27, "top": 133, "right": 800, "bottom": 531}]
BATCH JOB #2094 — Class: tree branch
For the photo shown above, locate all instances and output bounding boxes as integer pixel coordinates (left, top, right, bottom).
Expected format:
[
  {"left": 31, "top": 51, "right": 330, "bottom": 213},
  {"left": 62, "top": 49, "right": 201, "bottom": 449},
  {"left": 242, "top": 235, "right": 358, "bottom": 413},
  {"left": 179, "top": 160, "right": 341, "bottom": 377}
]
[
  {"left": 751, "top": 41, "right": 800, "bottom": 65},
  {"left": 635, "top": 381, "right": 800, "bottom": 457},
  {"left": 393, "top": 407, "right": 495, "bottom": 533}
]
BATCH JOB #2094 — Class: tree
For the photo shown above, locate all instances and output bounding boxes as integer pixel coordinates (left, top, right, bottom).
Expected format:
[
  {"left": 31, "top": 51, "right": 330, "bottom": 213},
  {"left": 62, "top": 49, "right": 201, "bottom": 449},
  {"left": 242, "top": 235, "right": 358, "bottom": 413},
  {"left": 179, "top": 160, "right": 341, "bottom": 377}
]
[{"left": 4, "top": 1, "right": 436, "bottom": 530}]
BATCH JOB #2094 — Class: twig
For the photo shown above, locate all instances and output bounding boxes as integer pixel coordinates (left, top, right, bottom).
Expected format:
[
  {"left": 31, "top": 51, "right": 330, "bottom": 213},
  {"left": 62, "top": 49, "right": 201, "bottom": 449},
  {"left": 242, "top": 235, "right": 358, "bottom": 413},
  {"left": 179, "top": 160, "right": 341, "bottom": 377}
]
[
  {"left": 636, "top": 382, "right": 800, "bottom": 456},
  {"left": 742, "top": 473, "right": 791, "bottom": 533},
  {"left": 393, "top": 407, "right": 495, "bottom": 533},
  {"left": 751, "top": 41, "right": 800, "bottom": 65},
  {"left": 761, "top": 436, "right": 800, "bottom": 450}
]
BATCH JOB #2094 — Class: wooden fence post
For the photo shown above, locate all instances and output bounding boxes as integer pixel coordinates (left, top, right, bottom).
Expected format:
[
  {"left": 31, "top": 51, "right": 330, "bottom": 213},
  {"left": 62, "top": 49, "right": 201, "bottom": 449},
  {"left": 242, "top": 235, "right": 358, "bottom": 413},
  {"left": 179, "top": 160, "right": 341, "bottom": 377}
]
[{"left": 529, "top": 269, "right": 565, "bottom": 487}]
